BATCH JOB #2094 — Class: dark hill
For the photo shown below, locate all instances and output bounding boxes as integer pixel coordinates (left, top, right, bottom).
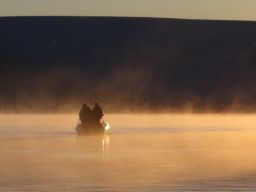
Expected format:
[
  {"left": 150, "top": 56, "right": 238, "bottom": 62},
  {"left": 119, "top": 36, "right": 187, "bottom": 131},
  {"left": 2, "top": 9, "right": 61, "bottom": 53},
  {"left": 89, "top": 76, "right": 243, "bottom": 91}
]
[{"left": 1, "top": 16, "right": 256, "bottom": 113}]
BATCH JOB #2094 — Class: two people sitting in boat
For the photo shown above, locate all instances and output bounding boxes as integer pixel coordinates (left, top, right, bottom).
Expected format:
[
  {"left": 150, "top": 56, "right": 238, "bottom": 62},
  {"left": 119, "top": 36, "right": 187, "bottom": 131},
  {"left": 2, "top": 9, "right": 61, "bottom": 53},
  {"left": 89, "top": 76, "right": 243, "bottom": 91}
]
[{"left": 79, "top": 102, "right": 104, "bottom": 126}]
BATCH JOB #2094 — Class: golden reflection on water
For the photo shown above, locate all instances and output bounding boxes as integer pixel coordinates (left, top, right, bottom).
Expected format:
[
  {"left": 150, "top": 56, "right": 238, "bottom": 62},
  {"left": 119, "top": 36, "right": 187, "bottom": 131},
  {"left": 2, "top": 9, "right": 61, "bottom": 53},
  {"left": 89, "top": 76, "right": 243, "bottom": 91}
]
[{"left": 1, "top": 114, "right": 256, "bottom": 191}]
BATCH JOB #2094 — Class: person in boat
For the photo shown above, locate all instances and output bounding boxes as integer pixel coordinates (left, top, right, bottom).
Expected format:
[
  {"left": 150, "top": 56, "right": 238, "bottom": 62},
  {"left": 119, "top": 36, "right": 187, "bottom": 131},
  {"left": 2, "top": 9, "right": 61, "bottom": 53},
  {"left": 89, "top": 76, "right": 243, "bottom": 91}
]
[
  {"left": 77, "top": 102, "right": 105, "bottom": 133},
  {"left": 79, "top": 103, "right": 92, "bottom": 125},
  {"left": 92, "top": 102, "right": 104, "bottom": 123}
]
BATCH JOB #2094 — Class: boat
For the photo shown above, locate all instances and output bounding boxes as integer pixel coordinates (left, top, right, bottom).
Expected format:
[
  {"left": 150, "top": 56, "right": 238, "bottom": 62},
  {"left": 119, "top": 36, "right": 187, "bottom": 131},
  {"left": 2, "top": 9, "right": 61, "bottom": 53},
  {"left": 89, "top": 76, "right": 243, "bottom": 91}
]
[{"left": 76, "top": 120, "right": 110, "bottom": 135}]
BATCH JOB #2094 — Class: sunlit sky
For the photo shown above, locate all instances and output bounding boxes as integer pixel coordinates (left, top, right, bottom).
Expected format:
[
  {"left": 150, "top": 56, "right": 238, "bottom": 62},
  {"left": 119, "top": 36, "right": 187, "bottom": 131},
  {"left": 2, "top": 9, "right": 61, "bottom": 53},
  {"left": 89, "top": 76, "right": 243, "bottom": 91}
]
[{"left": 0, "top": 0, "right": 256, "bottom": 21}]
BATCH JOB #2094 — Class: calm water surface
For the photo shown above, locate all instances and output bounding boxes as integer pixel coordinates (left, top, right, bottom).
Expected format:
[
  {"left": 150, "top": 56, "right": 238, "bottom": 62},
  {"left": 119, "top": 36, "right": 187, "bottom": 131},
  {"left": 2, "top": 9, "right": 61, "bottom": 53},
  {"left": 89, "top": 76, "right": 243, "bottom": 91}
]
[{"left": 1, "top": 114, "right": 256, "bottom": 191}]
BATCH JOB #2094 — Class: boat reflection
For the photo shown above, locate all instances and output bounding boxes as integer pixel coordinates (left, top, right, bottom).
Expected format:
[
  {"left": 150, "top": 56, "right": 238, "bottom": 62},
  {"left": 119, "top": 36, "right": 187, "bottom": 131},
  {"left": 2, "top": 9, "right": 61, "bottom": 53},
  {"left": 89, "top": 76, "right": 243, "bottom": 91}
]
[{"left": 76, "top": 134, "right": 110, "bottom": 159}]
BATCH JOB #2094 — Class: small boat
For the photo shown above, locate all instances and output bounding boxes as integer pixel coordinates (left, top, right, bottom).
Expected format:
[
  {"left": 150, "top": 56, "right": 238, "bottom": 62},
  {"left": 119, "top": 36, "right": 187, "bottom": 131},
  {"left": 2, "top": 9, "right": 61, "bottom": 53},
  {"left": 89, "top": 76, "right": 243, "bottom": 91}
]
[{"left": 76, "top": 120, "right": 110, "bottom": 135}]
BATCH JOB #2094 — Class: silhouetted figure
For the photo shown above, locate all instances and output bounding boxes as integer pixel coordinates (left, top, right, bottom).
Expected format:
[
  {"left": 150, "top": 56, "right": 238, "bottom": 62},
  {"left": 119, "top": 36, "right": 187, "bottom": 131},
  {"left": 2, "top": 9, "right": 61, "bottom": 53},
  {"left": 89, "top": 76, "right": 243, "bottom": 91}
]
[
  {"left": 92, "top": 102, "right": 104, "bottom": 123},
  {"left": 79, "top": 103, "right": 92, "bottom": 125},
  {"left": 77, "top": 102, "right": 105, "bottom": 133}
]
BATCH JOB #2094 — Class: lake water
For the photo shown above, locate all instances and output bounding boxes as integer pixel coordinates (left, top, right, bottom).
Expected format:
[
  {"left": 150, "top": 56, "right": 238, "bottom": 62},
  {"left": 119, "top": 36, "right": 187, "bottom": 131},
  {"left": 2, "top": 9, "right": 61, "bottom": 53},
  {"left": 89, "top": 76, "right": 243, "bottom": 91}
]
[{"left": 1, "top": 114, "right": 256, "bottom": 191}]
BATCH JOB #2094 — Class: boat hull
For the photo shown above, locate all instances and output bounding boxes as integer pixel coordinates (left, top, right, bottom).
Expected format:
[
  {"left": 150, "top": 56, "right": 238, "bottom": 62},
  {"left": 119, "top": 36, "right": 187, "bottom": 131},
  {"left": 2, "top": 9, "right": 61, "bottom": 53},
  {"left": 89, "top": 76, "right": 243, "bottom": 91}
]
[{"left": 75, "top": 123, "right": 106, "bottom": 135}]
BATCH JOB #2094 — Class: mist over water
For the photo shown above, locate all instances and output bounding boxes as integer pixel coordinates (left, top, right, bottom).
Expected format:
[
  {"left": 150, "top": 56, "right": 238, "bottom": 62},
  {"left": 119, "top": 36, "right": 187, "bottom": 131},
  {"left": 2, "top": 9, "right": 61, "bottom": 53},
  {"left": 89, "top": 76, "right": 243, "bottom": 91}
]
[
  {"left": 2, "top": 15, "right": 256, "bottom": 191},
  {"left": 2, "top": 17, "right": 256, "bottom": 113},
  {"left": 1, "top": 114, "right": 256, "bottom": 191}
]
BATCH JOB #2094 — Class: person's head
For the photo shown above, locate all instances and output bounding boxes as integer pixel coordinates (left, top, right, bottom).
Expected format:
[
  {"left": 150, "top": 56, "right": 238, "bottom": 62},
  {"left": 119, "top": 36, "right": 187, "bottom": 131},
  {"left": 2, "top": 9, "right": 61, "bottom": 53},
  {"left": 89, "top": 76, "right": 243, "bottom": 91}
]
[
  {"left": 83, "top": 103, "right": 88, "bottom": 108},
  {"left": 95, "top": 102, "right": 99, "bottom": 107}
]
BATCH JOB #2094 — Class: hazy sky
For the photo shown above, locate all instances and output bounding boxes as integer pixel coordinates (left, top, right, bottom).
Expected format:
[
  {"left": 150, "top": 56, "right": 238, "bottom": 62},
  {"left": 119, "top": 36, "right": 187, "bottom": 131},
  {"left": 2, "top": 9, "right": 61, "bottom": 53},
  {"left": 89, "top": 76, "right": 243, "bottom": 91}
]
[{"left": 0, "top": 0, "right": 256, "bottom": 21}]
